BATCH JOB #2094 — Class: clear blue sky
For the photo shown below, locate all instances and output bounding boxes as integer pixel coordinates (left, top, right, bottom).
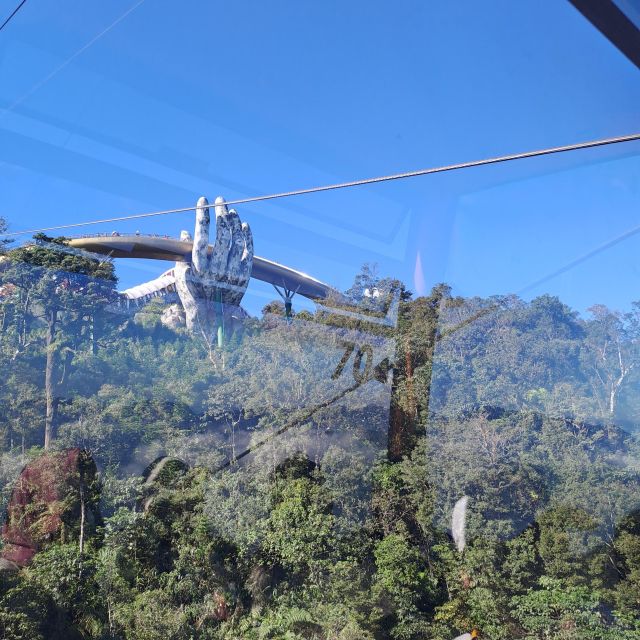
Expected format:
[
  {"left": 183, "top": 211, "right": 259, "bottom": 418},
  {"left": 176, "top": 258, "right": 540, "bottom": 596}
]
[{"left": 1, "top": 0, "right": 639, "bottom": 316}]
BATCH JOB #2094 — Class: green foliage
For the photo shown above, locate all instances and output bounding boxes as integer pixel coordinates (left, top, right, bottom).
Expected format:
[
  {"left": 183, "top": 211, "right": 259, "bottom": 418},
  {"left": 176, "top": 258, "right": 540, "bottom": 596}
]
[
  {"left": 0, "top": 583, "right": 53, "bottom": 640},
  {"left": 373, "top": 525, "right": 436, "bottom": 638},
  {"left": 511, "top": 576, "right": 628, "bottom": 639},
  {"left": 0, "top": 253, "right": 639, "bottom": 639}
]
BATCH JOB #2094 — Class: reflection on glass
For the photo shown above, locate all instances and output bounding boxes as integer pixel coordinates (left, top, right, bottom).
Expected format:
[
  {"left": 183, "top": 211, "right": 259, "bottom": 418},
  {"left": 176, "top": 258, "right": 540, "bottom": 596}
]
[
  {"left": 1, "top": 2, "right": 640, "bottom": 631},
  {"left": 3, "top": 189, "right": 638, "bottom": 638}
]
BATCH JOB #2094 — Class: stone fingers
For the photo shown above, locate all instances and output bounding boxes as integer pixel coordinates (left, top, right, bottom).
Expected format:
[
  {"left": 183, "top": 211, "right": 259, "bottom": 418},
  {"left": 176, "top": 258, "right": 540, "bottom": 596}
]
[
  {"left": 192, "top": 197, "right": 210, "bottom": 274},
  {"left": 184, "top": 195, "right": 253, "bottom": 306},
  {"left": 210, "top": 196, "right": 232, "bottom": 279},
  {"left": 226, "top": 209, "right": 247, "bottom": 287},
  {"left": 238, "top": 221, "right": 254, "bottom": 286}
]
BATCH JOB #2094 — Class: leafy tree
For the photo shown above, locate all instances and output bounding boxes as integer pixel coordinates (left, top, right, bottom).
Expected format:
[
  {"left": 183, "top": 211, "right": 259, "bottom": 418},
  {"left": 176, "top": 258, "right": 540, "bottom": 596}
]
[
  {"left": 1, "top": 236, "right": 117, "bottom": 447},
  {"left": 0, "top": 217, "right": 11, "bottom": 255},
  {"left": 582, "top": 304, "right": 640, "bottom": 423},
  {"left": 511, "top": 576, "right": 628, "bottom": 640},
  {"left": 0, "top": 259, "right": 639, "bottom": 638}
]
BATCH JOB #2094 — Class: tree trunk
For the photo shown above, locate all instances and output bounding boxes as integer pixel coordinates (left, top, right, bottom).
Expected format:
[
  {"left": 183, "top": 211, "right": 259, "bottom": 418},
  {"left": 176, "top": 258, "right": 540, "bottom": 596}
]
[
  {"left": 387, "top": 342, "right": 416, "bottom": 462},
  {"left": 44, "top": 308, "right": 58, "bottom": 450},
  {"left": 609, "top": 387, "right": 616, "bottom": 416},
  {"left": 79, "top": 482, "right": 85, "bottom": 557},
  {"left": 89, "top": 314, "right": 97, "bottom": 355},
  {"left": 387, "top": 290, "right": 444, "bottom": 462}
]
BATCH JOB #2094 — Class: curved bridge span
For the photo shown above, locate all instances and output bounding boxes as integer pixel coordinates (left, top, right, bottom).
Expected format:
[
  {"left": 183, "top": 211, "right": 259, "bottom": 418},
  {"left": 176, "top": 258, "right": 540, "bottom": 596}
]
[{"left": 67, "top": 235, "right": 336, "bottom": 301}]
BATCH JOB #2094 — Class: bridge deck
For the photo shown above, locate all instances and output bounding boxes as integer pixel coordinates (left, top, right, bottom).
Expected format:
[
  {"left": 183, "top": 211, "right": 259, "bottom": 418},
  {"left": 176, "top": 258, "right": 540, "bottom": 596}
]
[{"left": 67, "top": 235, "right": 335, "bottom": 301}]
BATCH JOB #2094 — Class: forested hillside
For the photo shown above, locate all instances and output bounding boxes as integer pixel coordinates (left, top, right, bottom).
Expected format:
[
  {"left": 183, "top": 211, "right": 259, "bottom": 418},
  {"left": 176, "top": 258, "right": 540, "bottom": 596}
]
[{"left": 0, "top": 233, "right": 638, "bottom": 639}]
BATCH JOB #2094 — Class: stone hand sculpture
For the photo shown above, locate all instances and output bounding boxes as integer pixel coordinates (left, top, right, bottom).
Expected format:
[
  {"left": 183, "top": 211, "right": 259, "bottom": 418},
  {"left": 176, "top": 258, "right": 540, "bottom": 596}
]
[{"left": 174, "top": 196, "right": 253, "bottom": 342}]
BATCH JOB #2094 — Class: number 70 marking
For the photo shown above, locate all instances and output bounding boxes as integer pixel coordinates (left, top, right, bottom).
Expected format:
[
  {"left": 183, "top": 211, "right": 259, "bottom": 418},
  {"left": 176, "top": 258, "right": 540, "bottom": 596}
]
[{"left": 331, "top": 340, "right": 393, "bottom": 384}]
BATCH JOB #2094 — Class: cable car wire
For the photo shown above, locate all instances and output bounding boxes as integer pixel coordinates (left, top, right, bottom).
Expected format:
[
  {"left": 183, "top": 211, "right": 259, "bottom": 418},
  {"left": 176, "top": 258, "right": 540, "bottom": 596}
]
[
  {"left": 2, "top": 131, "right": 639, "bottom": 238},
  {"left": 2, "top": 0, "right": 145, "bottom": 115},
  {"left": 0, "top": 0, "right": 27, "bottom": 33}
]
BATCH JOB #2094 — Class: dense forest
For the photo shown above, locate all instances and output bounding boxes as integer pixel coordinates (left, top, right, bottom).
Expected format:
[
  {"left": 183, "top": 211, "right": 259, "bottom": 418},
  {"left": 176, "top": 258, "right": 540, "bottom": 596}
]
[{"left": 0, "top": 225, "right": 639, "bottom": 639}]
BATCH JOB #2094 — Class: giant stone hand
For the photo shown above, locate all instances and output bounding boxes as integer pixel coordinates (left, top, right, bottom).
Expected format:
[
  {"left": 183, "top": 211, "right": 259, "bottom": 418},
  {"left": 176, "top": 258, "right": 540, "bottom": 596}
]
[{"left": 174, "top": 196, "right": 253, "bottom": 340}]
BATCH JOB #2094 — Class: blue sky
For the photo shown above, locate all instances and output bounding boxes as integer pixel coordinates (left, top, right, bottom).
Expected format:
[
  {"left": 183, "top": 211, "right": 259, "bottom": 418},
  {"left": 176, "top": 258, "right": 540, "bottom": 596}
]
[{"left": 0, "top": 0, "right": 639, "bottom": 316}]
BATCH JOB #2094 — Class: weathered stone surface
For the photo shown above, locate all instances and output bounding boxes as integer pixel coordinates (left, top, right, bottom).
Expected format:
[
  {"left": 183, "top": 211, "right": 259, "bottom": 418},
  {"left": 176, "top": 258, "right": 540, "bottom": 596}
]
[
  {"left": 0, "top": 558, "right": 19, "bottom": 573},
  {"left": 174, "top": 196, "right": 253, "bottom": 341},
  {"left": 161, "top": 303, "right": 186, "bottom": 329},
  {"left": 1, "top": 449, "right": 101, "bottom": 566}
]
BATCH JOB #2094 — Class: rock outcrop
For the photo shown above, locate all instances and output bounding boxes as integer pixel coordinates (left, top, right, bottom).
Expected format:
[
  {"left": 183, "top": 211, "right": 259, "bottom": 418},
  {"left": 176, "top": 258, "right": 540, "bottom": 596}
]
[{"left": 1, "top": 448, "right": 101, "bottom": 567}]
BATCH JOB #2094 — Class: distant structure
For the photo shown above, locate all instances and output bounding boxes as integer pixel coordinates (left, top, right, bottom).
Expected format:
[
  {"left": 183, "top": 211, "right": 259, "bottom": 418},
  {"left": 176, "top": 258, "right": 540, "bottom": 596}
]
[
  {"left": 173, "top": 196, "right": 253, "bottom": 343},
  {"left": 273, "top": 283, "right": 300, "bottom": 322},
  {"left": 68, "top": 196, "right": 339, "bottom": 344}
]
